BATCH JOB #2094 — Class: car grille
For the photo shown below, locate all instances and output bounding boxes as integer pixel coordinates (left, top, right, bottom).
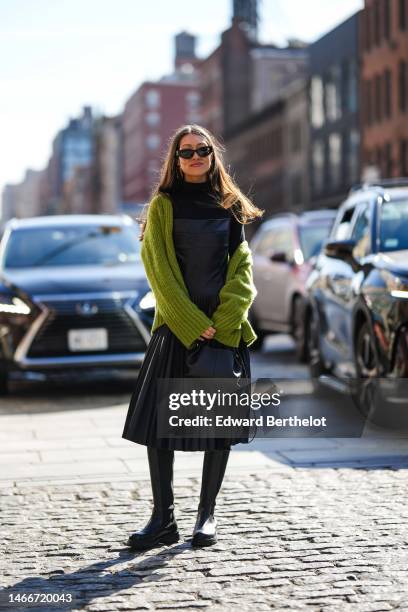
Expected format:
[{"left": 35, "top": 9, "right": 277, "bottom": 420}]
[{"left": 27, "top": 296, "right": 146, "bottom": 357}]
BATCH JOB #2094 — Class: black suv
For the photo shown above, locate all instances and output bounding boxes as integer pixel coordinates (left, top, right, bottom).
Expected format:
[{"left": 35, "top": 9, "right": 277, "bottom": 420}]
[
  {"left": 0, "top": 214, "right": 155, "bottom": 394},
  {"left": 306, "top": 180, "right": 408, "bottom": 414}
]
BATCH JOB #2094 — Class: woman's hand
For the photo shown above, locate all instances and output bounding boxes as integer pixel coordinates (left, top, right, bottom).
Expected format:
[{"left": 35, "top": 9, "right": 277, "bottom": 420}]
[{"left": 198, "top": 326, "right": 216, "bottom": 341}]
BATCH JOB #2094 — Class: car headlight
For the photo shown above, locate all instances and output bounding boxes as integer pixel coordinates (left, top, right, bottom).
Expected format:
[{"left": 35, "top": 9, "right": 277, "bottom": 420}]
[
  {"left": 0, "top": 294, "right": 31, "bottom": 315},
  {"left": 382, "top": 272, "right": 408, "bottom": 299},
  {"left": 140, "top": 290, "right": 156, "bottom": 310},
  {"left": 391, "top": 289, "right": 408, "bottom": 299}
]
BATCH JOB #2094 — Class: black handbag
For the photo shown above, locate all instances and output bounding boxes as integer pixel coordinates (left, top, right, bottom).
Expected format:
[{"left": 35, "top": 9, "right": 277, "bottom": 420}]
[
  {"left": 185, "top": 338, "right": 256, "bottom": 441},
  {"left": 185, "top": 338, "right": 245, "bottom": 380}
]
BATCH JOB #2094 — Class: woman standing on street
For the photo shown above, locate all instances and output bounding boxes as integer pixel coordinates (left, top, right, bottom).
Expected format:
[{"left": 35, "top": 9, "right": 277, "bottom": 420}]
[{"left": 122, "top": 124, "right": 263, "bottom": 550}]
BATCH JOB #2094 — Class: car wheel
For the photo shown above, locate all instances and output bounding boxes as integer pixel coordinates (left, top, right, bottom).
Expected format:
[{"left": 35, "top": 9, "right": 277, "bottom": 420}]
[
  {"left": 0, "top": 371, "right": 10, "bottom": 396},
  {"left": 292, "top": 296, "right": 307, "bottom": 362},
  {"left": 307, "top": 306, "right": 329, "bottom": 396},
  {"left": 352, "top": 321, "right": 380, "bottom": 418}
]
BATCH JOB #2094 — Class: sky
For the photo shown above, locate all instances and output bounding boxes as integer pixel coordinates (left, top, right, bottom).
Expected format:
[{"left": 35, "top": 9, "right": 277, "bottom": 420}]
[{"left": 0, "top": 0, "right": 364, "bottom": 215}]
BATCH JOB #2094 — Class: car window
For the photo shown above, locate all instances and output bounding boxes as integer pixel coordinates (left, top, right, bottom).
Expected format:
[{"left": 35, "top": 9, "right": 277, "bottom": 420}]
[
  {"left": 3, "top": 224, "right": 141, "bottom": 269},
  {"left": 253, "top": 227, "right": 277, "bottom": 256},
  {"left": 332, "top": 205, "right": 356, "bottom": 240},
  {"left": 273, "top": 226, "right": 294, "bottom": 257},
  {"left": 253, "top": 224, "right": 294, "bottom": 258},
  {"left": 298, "top": 220, "right": 334, "bottom": 260},
  {"left": 351, "top": 203, "right": 371, "bottom": 258},
  {"left": 379, "top": 198, "right": 408, "bottom": 251}
]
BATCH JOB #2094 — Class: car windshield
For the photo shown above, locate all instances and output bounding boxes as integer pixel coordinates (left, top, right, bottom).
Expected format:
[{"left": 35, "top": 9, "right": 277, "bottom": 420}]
[
  {"left": 3, "top": 224, "right": 141, "bottom": 269},
  {"left": 379, "top": 198, "right": 408, "bottom": 252},
  {"left": 298, "top": 221, "right": 334, "bottom": 260}
]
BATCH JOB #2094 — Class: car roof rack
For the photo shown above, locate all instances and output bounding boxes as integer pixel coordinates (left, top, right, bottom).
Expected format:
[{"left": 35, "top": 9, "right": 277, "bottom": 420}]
[{"left": 349, "top": 177, "right": 408, "bottom": 194}]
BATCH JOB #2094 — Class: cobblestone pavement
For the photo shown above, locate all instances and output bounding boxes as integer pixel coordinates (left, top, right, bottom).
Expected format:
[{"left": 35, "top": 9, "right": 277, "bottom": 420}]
[{"left": 1, "top": 465, "right": 408, "bottom": 611}]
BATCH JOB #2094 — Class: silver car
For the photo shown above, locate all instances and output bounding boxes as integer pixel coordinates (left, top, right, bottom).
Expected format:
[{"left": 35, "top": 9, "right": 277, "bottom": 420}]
[{"left": 249, "top": 210, "right": 336, "bottom": 359}]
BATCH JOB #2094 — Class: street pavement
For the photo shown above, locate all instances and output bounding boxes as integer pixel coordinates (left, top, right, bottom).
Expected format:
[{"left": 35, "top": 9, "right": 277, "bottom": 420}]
[{"left": 1, "top": 335, "right": 408, "bottom": 610}]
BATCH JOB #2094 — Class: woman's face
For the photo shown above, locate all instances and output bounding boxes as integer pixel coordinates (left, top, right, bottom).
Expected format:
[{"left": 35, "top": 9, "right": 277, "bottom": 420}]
[{"left": 177, "top": 133, "right": 213, "bottom": 182}]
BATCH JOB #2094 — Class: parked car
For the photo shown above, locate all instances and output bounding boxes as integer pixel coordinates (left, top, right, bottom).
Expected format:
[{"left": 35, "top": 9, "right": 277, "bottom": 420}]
[
  {"left": 0, "top": 214, "right": 155, "bottom": 395},
  {"left": 249, "top": 210, "right": 337, "bottom": 358},
  {"left": 305, "top": 180, "right": 408, "bottom": 416}
]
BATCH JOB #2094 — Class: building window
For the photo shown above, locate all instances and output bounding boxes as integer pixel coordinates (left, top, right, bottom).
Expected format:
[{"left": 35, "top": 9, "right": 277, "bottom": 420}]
[
  {"left": 146, "top": 134, "right": 160, "bottom": 150},
  {"left": 325, "top": 65, "right": 342, "bottom": 122},
  {"left": 145, "top": 89, "right": 160, "bottom": 108},
  {"left": 186, "top": 112, "right": 201, "bottom": 124},
  {"left": 347, "top": 59, "right": 358, "bottom": 113},
  {"left": 364, "top": 149, "right": 373, "bottom": 167},
  {"left": 186, "top": 91, "right": 200, "bottom": 109},
  {"left": 145, "top": 112, "right": 160, "bottom": 127},
  {"left": 384, "top": 0, "right": 391, "bottom": 38},
  {"left": 348, "top": 129, "right": 360, "bottom": 185},
  {"left": 399, "top": 0, "right": 407, "bottom": 30},
  {"left": 374, "top": 0, "right": 381, "bottom": 45},
  {"left": 329, "top": 133, "right": 342, "bottom": 188},
  {"left": 290, "top": 121, "right": 302, "bottom": 153},
  {"left": 399, "top": 60, "right": 408, "bottom": 112},
  {"left": 312, "top": 140, "right": 324, "bottom": 193},
  {"left": 290, "top": 173, "right": 303, "bottom": 206},
  {"left": 311, "top": 76, "right": 324, "bottom": 127},
  {"left": 147, "top": 159, "right": 160, "bottom": 181},
  {"left": 376, "top": 146, "right": 383, "bottom": 175},
  {"left": 384, "top": 69, "right": 392, "bottom": 118},
  {"left": 375, "top": 74, "right": 382, "bottom": 121},
  {"left": 384, "top": 142, "right": 393, "bottom": 176},
  {"left": 273, "top": 127, "right": 283, "bottom": 157},
  {"left": 400, "top": 140, "right": 408, "bottom": 175},
  {"left": 366, "top": 79, "right": 373, "bottom": 125},
  {"left": 365, "top": 8, "right": 372, "bottom": 50}
]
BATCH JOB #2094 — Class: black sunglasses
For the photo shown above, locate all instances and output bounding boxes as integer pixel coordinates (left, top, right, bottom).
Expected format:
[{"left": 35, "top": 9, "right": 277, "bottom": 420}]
[{"left": 176, "top": 145, "right": 213, "bottom": 160}]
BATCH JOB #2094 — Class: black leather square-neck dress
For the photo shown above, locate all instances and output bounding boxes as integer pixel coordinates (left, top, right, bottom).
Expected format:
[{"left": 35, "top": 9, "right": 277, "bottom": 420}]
[{"left": 122, "top": 179, "right": 251, "bottom": 451}]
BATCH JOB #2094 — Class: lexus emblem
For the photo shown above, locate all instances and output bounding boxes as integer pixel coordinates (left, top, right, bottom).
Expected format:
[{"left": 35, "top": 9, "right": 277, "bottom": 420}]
[{"left": 76, "top": 302, "right": 99, "bottom": 316}]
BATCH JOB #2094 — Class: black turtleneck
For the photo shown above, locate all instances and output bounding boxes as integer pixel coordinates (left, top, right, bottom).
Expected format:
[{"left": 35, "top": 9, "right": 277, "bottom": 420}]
[{"left": 167, "top": 179, "right": 245, "bottom": 257}]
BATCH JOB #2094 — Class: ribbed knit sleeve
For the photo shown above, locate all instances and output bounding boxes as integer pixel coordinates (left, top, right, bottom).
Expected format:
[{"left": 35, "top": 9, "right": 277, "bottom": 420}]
[
  {"left": 141, "top": 196, "right": 215, "bottom": 349},
  {"left": 211, "top": 245, "right": 257, "bottom": 346}
]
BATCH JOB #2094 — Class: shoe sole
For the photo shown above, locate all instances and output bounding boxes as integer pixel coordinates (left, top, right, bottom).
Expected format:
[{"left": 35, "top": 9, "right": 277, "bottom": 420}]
[
  {"left": 126, "top": 531, "right": 180, "bottom": 551},
  {"left": 191, "top": 534, "right": 217, "bottom": 548}
]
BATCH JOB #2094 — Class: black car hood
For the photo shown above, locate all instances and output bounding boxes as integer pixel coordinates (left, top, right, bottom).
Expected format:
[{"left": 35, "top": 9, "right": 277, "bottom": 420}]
[
  {"left": 374, "top": 250, "right": 408, "bottom": 276},
  {"left": 1, "top": 262, "right": 148, "bottom": 296}
]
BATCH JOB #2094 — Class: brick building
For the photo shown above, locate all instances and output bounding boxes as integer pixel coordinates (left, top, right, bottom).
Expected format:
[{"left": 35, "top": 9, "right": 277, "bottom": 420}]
[
  {"left": 225, "top": 99, "right": 286, "bottom": 238},
  {"left": 122, "top": 33, "right": 201, "bottom": 204},
  {"left": 93, "top": 115, "right": 122, "bottom": 214},
  {"left": 225, "top": 78, "right": 311, "bottom": 236},
  {"left": 283, "top": 79, "right": 310, "bottom": 212},
  {"left": 360, "top": 0, "right": 408, "bottom": 178},
  {"left": 1, "top": 168, "right": 45, "bottom": 229},
  {"left": 199, "top": 15, "right": 308, "bottom": 141},
  {"left": 199, "top": 46, "right": 223, "bottom": 138},
  {"left": 309, "top": 13, "right": 361, "bottom": 209},
  {"left": 122, "top": 77, "right": 200, "bottom": 203}
]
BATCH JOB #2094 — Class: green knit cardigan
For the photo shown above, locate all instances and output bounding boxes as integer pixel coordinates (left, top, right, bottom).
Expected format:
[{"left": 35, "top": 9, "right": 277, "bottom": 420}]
[{"left": 140, "top": 193, "right": 258, "bottom": 349}]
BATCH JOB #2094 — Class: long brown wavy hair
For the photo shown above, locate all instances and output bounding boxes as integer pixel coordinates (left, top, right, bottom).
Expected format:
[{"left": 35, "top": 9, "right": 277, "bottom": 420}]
[{"left": 138, "top": 124, "right": 264, "bottom": 240}]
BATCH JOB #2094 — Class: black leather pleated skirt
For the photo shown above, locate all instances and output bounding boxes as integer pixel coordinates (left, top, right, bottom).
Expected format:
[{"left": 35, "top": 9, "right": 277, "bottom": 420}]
[{"left": 122, "top": 323, "right": 252, "bottom": 451}]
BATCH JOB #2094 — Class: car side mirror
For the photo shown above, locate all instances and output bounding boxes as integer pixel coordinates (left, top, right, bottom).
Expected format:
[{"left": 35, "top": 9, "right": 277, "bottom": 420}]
[
  {"left": 324, "top": 239, "right": 356, "bottom": 260},
  {"left": 269, "top": 250, "right": 289, "bottom": 263},
  {"left": 324, "top": 239, "right": 365, "bottom": 272}
]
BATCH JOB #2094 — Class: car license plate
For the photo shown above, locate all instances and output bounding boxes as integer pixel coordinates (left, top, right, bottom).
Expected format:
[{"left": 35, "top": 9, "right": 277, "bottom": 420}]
[{"left": 68, "top": 328, "right": 108, "bottom": 352}]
